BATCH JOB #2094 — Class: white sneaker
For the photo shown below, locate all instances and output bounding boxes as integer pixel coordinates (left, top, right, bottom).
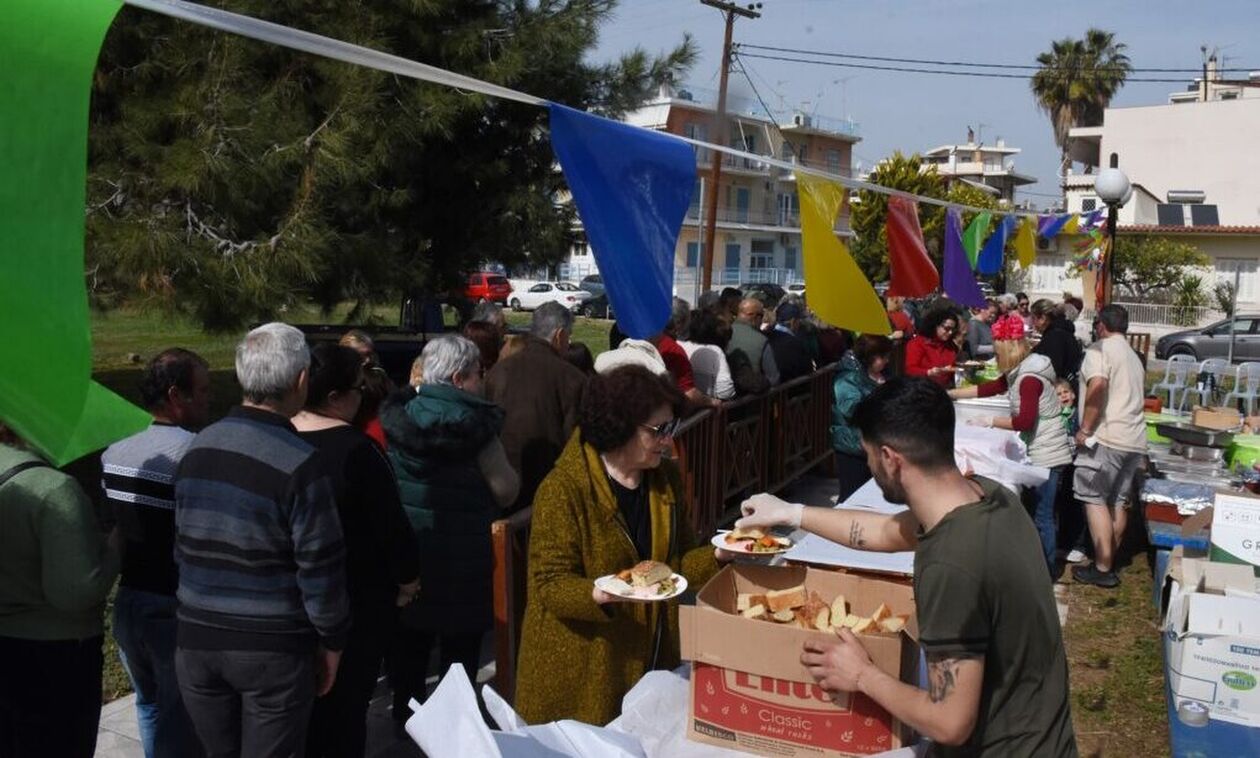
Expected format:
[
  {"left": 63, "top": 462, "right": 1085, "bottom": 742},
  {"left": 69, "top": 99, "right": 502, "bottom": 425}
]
[{"left": 1065, "top": 549, "right": 1087, "bottom": 564}]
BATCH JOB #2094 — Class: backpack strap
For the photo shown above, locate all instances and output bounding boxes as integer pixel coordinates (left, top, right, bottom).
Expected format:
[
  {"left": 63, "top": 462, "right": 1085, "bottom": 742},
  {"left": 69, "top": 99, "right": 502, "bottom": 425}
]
[{"left": 0, "top": 460, "right": 49, "bottom": 489}]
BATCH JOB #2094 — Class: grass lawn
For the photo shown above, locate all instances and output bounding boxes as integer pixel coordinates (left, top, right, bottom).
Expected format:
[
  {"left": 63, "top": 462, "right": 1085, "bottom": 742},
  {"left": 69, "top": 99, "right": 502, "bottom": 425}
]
[
  {"left": 1061, "top": 561, "right": 1169, "bottom": 756},
  {"left": 89, "top": 307, "right": 1172, "bottom": 755}
]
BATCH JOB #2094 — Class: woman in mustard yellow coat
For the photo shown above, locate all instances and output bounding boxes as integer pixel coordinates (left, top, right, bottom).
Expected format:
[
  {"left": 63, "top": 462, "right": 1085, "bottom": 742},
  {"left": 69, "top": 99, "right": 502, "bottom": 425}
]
[{"left": 514, "top": 365, "right": 721, "bottom": 726}]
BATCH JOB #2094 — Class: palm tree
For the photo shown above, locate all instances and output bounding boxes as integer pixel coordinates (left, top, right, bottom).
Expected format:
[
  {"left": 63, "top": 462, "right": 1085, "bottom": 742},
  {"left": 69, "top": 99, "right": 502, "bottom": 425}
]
[{"left": 1031, "top": 29, "right": 1132, "bottom": 174}]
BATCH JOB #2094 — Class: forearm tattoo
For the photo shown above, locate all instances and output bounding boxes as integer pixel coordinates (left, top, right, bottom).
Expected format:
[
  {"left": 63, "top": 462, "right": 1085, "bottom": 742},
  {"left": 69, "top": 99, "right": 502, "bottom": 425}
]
[{"left": 848, "top": 520, "right": 866, "bottom": 548}]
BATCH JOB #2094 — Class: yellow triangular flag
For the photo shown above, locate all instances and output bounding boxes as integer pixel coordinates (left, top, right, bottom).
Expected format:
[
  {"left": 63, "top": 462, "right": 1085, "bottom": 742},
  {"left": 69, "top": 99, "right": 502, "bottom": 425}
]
[
  {"left": 1061, "top": 213, "right": 1080, "bottom": 235},
  {"left": 1015, "top": 216, "right": 1037, "bottom": 269},
  {"left": 796, "top": 174, "right": 890, "bottom": 334}
]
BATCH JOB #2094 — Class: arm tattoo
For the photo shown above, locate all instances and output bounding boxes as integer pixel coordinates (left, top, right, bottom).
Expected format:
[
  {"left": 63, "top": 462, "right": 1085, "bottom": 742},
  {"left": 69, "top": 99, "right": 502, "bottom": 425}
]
[
  {"left": 926, "top": 653, "right": 980, "bottom": 703},
  {"left": 848, "top": 520, "right": 866, "bottom": 548}
]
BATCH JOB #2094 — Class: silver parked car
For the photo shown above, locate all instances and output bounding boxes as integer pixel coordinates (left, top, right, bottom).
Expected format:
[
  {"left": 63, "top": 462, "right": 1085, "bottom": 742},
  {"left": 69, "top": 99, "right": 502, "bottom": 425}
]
[{"left": 1155, "top": 315, "right": 1260, "bottom": 361}]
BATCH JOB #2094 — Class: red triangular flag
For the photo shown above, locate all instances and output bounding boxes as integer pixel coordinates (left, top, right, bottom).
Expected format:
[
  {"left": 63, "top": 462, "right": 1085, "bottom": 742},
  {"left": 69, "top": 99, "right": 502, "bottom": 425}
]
[{"left": 885, "top": 196, "right": 939, "bottom": 297}]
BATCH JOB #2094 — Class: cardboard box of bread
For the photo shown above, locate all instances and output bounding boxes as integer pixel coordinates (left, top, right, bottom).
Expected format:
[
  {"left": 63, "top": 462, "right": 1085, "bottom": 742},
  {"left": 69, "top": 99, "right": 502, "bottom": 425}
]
[{"left": 680, "top": 563, "right": 918, "bottom": 757}]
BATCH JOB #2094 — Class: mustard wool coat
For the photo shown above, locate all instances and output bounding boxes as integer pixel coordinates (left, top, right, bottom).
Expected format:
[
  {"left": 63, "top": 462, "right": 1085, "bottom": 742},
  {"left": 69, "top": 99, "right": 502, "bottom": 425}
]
[{"left": 513, "top": 430, "right": 720, "bottom": 726}]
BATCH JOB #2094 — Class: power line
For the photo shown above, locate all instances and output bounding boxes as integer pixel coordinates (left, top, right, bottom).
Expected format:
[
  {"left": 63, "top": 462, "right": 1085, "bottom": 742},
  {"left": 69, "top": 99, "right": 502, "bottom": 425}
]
[
  {"left": 738, "top": 43, "right": 1257, "bottom": 73},
  {"left": 733, "top": 56, "right": 799, "bottom": 160},
  {"left": 735, "top": 51, "right": 1201, "bottom": 83}
]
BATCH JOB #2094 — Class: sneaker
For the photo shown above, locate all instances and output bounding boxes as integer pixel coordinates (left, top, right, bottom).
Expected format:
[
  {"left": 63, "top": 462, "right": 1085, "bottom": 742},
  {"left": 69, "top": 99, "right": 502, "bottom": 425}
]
[
  {"left": 1072, "top": 564, "right": 1120, "bottom": 588},
  {"left": 1065, "top": 549, "right": 1087, "bottom": 564}
]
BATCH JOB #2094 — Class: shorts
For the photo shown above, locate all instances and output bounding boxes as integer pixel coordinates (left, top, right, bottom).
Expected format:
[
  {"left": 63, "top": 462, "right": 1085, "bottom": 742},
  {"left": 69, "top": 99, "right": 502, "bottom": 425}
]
[{"left": 1073, "top": 444, "right": 1146, "bottom": 508}]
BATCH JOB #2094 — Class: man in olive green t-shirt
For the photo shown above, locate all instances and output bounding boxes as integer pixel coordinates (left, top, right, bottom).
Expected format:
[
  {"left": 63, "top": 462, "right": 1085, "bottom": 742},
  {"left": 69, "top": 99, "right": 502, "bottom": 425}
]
[{"left": 738, "top": 378, "right": 1077, "bottom": 756}]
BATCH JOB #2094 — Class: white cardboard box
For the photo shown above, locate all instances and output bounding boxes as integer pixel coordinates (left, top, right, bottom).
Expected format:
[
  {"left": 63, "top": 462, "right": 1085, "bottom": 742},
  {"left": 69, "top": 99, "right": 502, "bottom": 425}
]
[
  {"left": 1210, "top": 493, "right": 1260, "bottom": 575},
  {"left": 1166, "top": 558, "right": 1260, "bottom": 726}
]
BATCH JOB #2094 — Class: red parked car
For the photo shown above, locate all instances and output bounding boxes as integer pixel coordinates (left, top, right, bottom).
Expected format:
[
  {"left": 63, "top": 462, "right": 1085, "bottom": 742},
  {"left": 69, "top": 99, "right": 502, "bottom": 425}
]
[{"left": 464, "top": 272, "right": 513, "bottom": 304}]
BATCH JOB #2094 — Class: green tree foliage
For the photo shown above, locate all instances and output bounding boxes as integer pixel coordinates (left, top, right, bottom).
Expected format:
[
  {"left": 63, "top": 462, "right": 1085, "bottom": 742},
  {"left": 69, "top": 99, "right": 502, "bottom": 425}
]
[
  {"left": 1030, "top": 29, "right": 1131, "bottom": 173},
  {"left": 86, "top": 1, "right": 694, "bottom": 329},
  {"left": 1112, "top": 235, "right": 1209, "bottom": 301},
  {"left": 850, "top": 152, "right": 998, "bottom": 281}
]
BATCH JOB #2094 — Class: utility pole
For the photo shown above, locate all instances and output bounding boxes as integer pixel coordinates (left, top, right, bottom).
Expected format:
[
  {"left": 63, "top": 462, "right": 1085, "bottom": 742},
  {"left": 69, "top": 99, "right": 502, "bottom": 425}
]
[{"left": 699, "top": 0, "right": 760, "bottom": 295}]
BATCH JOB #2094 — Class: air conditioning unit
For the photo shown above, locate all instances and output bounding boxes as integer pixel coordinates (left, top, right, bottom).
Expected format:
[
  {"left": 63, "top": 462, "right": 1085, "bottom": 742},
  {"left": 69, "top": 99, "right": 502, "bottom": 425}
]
[
  {"left": 793, "top": 113, "right": 812, "bottom": 128},
  {"left": 1036, "top": 236, "right": 1053, "bottom": 252}
]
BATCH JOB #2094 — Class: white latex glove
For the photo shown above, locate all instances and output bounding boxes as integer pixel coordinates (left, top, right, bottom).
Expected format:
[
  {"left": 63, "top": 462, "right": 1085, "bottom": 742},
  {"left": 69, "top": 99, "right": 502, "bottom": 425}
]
[{"left": 736, "top": 493, "right": 804, "bottom": 530}]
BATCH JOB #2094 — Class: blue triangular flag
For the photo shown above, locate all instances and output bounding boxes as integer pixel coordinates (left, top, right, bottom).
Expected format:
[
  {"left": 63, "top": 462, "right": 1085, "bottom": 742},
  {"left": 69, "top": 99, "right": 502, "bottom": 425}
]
[
  {"left": 943, "top": 208, "right": 987, "bottom": 308},
  {"left": 549, "top": 103, "right": 695, "bottom": 339},
  {"left": 976, "top": 215, "right": 1017, "bottom": 275},
  {"left": 1039, "top": 213, "right": 1073, "bottom": 239}
]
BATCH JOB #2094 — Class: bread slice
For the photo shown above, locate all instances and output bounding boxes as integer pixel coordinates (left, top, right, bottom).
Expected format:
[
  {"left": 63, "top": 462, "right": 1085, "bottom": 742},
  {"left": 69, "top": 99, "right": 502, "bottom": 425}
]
[
  {"left": 771, "top": 609, "right": 795, "bottom": 623},
  {"left": 629, "top": 560, "right": 672, "bottom": 587},
  {"left": 841, "top": 614, "right": 861, "bottom": 628},
  {"left": 740, "top": 603, "right": 767, "bottom": 620},
  {"left": 870, "top": 603, "right": 892, "bottom": 624},
  {"left": 765, "top": 584, "right": 808, "bottom": 612},
  {"left": 727, "top": 526, "right": 766, "bottom": 541},
  {"left": 736, "top": 592, "right": 768, "bottom": 612},
  {"left": 830, "top": 595, "right": 847, "bottom": 624},
  {"left": 851, "top": 617, "right": 876, "bottom": 634},
  {"left": 879, "top": 614, "right": 908, "bottom": 634}
]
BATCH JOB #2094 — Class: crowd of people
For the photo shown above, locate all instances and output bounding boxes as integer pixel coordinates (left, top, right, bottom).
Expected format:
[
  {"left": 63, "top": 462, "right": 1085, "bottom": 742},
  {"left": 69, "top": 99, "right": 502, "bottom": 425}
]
[{"left": 0, "top": 284, "right": 1142, "bottom": 757}]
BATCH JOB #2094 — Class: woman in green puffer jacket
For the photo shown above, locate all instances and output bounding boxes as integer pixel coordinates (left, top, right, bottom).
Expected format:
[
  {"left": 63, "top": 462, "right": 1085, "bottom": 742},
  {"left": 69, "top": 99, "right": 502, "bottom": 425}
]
[
  {"left": 831, "top": 334, "right": 894, "bottom": 501},
  {"left": 380, "top": 335, "right": 519, "bottom": 724}
]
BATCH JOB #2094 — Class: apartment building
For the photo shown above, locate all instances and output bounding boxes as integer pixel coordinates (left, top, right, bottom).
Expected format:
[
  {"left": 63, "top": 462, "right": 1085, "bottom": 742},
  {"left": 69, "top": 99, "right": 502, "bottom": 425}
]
[
  {"left": 1021, "top": 61, "right": 1260, "bottom": 312},
  {"left": 560, "top": 85, "right": 860, "bottom": 295},
  {"left": 920, "top": 130, "right": 1037, "bottom": 203}
]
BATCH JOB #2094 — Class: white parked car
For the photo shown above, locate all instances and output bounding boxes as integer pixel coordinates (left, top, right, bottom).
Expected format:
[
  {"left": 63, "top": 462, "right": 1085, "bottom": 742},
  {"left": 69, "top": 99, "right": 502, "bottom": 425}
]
[{"left": 508, "top": 281, "right": 592, "bottom": 311}]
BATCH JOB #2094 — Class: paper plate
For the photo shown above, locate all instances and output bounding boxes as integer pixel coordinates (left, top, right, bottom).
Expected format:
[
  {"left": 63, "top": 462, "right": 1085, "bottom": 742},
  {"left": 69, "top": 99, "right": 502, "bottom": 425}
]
[
  {"left": 711, "top": 531, "right": 792, "bottom": 555},
  {"left": 594, "top": 572, "right": 688, "bottom": 602}
]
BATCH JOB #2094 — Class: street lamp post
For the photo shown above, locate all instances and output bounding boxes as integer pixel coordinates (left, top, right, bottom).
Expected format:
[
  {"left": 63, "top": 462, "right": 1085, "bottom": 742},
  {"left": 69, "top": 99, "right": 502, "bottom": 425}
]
[{"left": 1093, "top": 166, "right": 1131, "bottom": 308}]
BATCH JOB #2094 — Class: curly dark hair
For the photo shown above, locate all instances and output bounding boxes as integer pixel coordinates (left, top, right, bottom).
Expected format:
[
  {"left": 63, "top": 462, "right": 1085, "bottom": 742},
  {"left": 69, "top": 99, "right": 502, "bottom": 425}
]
[
  {"left": 579, "top": 365, "right": 685, "bottom": 452},
  {"left": 919, "top": 307, "right": 960, "bottom": 341},
  {"left": 688, "top": 309, "right": 731, "bottom": 349}
]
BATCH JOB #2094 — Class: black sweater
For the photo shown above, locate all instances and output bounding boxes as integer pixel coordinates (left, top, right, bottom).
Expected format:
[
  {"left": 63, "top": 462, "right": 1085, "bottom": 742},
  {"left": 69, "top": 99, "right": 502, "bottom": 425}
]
[{"left": 1034, "top": 317, "right": 1083, "bottom": 384}]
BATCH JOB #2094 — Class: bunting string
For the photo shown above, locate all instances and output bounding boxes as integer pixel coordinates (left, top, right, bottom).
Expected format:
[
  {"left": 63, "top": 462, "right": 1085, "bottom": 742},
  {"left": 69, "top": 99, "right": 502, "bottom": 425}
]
[{"left": 123, "top": 0, "right": 1060, "bottom": 222}]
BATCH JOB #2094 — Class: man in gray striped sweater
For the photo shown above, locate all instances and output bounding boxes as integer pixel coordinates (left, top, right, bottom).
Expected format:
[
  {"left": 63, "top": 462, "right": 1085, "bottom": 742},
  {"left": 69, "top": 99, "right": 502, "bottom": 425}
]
[
  {"left": 102, "top": 348, "right": 211, "bottom": 758},
  {"left": 174, "top": 323, "right": 349, "bottom": 758}
]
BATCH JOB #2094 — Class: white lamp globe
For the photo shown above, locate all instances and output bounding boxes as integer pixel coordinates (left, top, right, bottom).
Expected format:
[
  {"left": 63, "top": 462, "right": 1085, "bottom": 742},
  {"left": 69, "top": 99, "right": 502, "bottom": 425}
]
[{"left": 1094, "top": 168, "right": 1131, "bottom": 206}]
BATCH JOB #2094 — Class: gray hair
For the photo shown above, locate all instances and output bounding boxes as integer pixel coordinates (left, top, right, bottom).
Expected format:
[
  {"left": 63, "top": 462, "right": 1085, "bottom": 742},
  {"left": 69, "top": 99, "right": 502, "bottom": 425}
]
[
  {"left": 236, "top": 322, "right": 311, "bottom": 403},
  {"left": 530, "top": 301, "right": 574, "bottom": 341},
  {"left": 472, "top": 301, "right": 504, "bottom": 324},
  {"left": 995, "top": 293, "right": 1018, "bottom": 309},
  {"left": 669, "top": 296, "right": 691, "bottom": 337},
  {"left": 421, "top": 335, "right": 482, "bottom": 386}
]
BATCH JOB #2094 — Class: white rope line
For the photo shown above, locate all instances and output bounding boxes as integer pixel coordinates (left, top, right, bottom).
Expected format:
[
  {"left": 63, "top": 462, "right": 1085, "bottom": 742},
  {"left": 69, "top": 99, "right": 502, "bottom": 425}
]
[{"left": 123, "top": 0, "right": 1065, "bottom": 221}]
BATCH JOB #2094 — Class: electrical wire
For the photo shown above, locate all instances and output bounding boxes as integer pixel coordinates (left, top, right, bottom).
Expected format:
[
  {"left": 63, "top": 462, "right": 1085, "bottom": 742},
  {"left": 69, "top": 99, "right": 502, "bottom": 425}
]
[
  {"left": 736, "top": 51, "right": 1201, "bottom": 83},
  {"left": 738, "top": 43, "right": 1256, "bottom": 74}
]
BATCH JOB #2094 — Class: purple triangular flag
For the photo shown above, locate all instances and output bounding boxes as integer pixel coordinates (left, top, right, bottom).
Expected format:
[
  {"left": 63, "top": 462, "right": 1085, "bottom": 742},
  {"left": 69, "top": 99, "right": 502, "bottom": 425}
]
[{"left": 943, "top": 208, "right": 987, "bottom": 308}]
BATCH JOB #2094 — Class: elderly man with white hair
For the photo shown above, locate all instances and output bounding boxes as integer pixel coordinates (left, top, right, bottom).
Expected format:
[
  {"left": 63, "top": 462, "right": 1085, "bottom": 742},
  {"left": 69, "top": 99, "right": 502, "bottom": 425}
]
[
  {"left": 381, "top": 335, "right": 518, "bottom": 724},
  {"left": 173, "top": 322, "right": 349, "bottom": 758}
]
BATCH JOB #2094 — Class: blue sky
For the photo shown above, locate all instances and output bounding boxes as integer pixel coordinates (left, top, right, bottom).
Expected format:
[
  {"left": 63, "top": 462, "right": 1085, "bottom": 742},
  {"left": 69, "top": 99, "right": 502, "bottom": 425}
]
[{"left": 591, "top": 0, "right": 1260, "bottom": 206}]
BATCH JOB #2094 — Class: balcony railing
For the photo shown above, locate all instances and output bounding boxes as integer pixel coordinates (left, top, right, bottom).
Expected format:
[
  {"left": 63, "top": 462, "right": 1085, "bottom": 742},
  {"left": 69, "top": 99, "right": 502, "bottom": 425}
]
[
  {"left": 684, "top": 204, "right": 802, "bottom": 228},
  {"left": 1079, "top": 302, "right": 1223, "bottom": 328}
]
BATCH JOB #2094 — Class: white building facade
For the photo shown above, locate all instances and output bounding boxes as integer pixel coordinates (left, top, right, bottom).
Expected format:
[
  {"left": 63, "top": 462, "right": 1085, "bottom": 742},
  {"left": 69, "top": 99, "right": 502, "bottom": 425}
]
[{"left": 558, "top": 86, "right": 860, "bottom": 299}]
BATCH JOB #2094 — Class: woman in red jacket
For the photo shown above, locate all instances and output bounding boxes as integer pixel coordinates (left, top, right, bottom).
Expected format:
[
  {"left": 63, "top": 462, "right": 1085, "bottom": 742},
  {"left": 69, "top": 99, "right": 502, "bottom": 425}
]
[{"left": 904, "top": 308, "right": 960, "bottom": 387}]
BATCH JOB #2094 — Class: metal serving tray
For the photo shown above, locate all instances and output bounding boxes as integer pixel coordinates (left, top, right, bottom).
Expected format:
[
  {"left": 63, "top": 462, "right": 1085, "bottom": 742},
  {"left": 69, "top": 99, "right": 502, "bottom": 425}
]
[{"left": 1154, "top": 422, "right": 1236, "bottom": 449}]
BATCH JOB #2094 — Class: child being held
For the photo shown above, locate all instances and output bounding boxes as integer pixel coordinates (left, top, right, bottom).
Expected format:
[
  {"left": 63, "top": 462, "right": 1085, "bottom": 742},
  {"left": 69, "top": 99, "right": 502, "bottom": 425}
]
[{"left": 1055, "top": 378, "right": 1079, "bottom": 449}]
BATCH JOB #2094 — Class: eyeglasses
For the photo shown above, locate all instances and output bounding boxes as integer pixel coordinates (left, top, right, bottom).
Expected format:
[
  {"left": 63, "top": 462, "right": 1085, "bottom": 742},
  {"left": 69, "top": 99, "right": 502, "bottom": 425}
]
[
  {"left": 940, "top": 324, "right": 957, "bottom": 333},
  {"left": 641, "top": 418, "right": 682, "bottom": 439},
  {"left": 1018, "top": 302, "right": 1030, "bottom": 309}
]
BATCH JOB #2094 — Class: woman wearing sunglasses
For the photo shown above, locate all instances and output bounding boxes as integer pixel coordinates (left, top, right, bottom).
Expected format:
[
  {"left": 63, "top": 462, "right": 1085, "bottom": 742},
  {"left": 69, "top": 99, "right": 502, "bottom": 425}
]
[
  {"left": 515, "top": 365, "right": 721, "bottom": 726},
  {"left": 905, "top": 307, "right": 962, "bottom": 388}
]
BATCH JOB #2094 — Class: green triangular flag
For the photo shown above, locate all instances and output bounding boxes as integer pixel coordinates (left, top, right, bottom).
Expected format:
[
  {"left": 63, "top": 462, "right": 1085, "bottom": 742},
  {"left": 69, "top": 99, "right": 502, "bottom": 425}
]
[
  {"left": 962, "top": 211, "right": 992, "bottom": 269},
  {"left": 961, "top": 211, "right": 992, "bottom": 270}
]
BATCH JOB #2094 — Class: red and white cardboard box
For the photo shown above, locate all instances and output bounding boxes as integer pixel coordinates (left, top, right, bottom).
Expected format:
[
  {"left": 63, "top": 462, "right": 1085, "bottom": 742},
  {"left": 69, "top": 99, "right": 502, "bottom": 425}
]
[{"left": 680, "top": 564, "right": 919, "bottom": 757}]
